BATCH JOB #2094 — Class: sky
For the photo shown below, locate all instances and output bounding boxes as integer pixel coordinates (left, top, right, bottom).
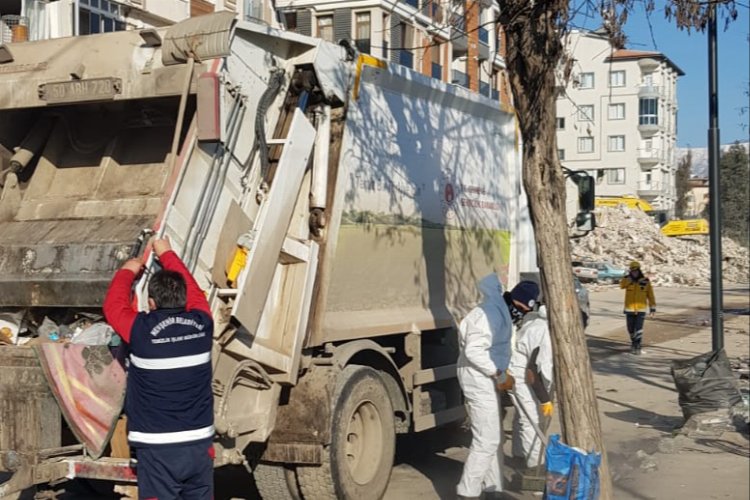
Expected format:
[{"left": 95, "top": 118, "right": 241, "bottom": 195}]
[{"left": 574, "top": 3, "right": 750, "bottom": 148}]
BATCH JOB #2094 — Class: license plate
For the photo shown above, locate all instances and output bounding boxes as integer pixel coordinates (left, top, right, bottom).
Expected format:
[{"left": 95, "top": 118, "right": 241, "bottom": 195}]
[{"left": 39, "top": 78, "right": 121, "bottom": 103}]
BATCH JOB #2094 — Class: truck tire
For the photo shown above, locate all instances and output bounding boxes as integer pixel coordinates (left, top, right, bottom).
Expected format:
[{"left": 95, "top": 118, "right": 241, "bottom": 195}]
[
  {"left": 254, "top": 462, "right": 301, "bottom": 500},
  {"left": 296, "top": 366, "right": 395, "bottom": 500}
]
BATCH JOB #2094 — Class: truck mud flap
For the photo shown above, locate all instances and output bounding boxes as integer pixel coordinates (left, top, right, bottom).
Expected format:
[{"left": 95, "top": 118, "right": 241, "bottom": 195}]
[{"left": 262, "top": 367, "right": 338, "bottom": 464}]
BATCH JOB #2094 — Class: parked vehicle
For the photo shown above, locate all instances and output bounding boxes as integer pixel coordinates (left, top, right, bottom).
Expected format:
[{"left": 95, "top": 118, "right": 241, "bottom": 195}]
[
  {"left": 0, "top": 14, "right": 595, "bottom": 499},
  {"left": 590, "top": 262, "right": 627, "bottom": 283},
  {"left": 572, "top": 261, "right": 599, "bottom": 282},
  {"left": 520, "top": 272, "right": 591, "bottom": 329}
]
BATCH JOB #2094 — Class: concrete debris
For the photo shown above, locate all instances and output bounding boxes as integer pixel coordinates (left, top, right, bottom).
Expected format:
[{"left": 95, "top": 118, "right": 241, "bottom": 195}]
[
  {"left": 657, "top": 435, "right": 689, "bottom": 454},
  {"left": 635, "top": 450, "right": 658, "bottom": 472},
  {"left": 571, "top": 207, "right": 750, "bottom": 287},
  {"left": 678, "top": 409, "right": 736, "bottom": 437}
]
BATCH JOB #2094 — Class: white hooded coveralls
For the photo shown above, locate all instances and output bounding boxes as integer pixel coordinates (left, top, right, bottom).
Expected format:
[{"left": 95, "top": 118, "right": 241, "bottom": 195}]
[
  {"left": 456, "top": 274, "right": 513, "bottom": 497},
  {"left": 508, "top": 305, "right": 553, "bottom": 468}
]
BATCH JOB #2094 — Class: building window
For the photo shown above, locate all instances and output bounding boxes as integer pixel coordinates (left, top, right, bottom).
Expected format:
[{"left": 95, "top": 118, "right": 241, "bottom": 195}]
[
  {"left": 355, "top": 12, "right": 371, "bottom": 54},
  {"left": 556, "top": 117, "right": 565, "bottom": 130},
  {"left": 608, "top": 135, "right": 625, "bottom": 152},
  {"left": 577, "top": 105, "right": 594, "bottom": 122},
  {"left": 316, "top": 15, "right": 334, "bottom": 42},
  {"left": 283, "top": 11, "right": 298, "bottom": 31},
  {"left": 639, "top": 98, "right": 658, "bottom": 125},
  {"left": 558, "top": 149, "right": 565, "bottom": 160},
  {"left": 578, "top": 72, "right": 594, "bottom": 89},
  {"left": 578, "top": 137, "right": 594, "bottom": 153},
  {"left": 609, "top": 70, "right": 626, "bottom": 87},
  {"left": 431, "top": 44, "right": 442, "bottom": 80},
  {"left": 607, "top": 168, "right": 625, "bottom": 184},
  {"left": 244, "top": 0, "right": 263, "bottom": 19},
  {"left": 608, "top": 103, "right": 625, "bottom": 120},
  {"left": 78, "top": 0, "right": 126, "bottom": 35}
]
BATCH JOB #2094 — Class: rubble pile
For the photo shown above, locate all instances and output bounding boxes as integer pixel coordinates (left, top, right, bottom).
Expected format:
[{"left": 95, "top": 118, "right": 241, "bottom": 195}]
[{"left": 571, "top": 206, "right": 750, "bottom": 287}]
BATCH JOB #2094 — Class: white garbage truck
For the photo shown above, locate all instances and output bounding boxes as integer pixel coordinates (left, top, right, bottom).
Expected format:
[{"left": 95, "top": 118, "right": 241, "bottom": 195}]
[{"left": 0, "top": 13, "right": 591, "bottom": 499}]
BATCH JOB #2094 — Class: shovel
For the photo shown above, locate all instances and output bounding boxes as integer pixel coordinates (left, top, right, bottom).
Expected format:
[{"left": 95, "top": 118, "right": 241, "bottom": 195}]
[{"left": 507, "top": 390, "right": 551, "bottom": 492}]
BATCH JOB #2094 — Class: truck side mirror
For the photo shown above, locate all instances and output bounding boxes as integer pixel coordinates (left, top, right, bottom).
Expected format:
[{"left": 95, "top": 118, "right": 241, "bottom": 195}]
[
  {"left": 576, "top": 174, "right": 595, "bottom": 213},
  {"left": 575, "top": 211, "right": 596, "bottom": 232}
]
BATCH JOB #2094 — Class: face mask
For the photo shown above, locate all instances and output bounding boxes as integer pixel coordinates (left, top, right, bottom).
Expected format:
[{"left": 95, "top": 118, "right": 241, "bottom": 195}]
[{"left": 508, "top": 302, "right": 526, "bottom": 326}]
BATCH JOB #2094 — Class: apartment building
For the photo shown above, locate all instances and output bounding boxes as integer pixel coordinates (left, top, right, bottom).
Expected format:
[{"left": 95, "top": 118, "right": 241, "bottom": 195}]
[
  {"left": 273, "top": 0, "right": 511, "bottom": 104},
  {"left": 556, "top": 30, "right": 684, "bottom": 214},
  {"left": 0, "top": 0, "right": 268, "bottom": 41}
]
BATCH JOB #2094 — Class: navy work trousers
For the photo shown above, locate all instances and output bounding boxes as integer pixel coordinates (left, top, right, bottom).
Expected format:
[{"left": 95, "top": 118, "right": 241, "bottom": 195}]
[
  {"left": 625, "top": 312, "right": 646, "bottom": 346},
  {"left": 135, "top": 441, "right": 214, "bottom": 500}
]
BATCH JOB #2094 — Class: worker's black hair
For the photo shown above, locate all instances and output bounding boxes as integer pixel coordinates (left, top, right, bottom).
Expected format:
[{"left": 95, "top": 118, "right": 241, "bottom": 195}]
[{"left": 148, "top": 270, "right": 187, "bottom": 309}]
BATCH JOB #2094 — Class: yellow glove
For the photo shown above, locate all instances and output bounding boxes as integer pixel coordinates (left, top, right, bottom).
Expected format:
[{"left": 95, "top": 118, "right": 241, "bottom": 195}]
[{"left": 540, "top": 401, "right": 554, "bottom": 418}]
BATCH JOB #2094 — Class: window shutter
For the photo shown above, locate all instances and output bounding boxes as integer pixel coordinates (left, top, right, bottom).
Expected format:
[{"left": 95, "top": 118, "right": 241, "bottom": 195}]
[
  {"left": 297, "top": 9, "right": 312, "bottom": 36},
  {"left": 333, "top": 8, "right": 351, "bottom": 43},
  {"left": 389, "top": 13, "right": 402, "bottom": 64}
]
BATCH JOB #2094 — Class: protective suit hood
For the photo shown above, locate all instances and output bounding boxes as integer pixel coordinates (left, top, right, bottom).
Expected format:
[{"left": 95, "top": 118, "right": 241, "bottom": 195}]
[{"left": 477, "top": 273, "right": 504, "bottom": 309}]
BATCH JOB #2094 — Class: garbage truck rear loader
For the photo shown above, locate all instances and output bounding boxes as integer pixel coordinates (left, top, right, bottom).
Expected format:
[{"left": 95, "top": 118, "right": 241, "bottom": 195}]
[{"left": 0, "top": 13, "right": 532, "bottom": 499}]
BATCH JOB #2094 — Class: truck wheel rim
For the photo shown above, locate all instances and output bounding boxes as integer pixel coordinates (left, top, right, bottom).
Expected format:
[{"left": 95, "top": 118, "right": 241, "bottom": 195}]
[{"left": 345, "top": 400, "right": 382, "bottom": 485}]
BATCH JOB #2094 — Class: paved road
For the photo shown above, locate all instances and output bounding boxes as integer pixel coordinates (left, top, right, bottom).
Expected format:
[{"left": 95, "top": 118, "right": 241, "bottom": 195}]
[{"left": 384, "top": 284, "right": 750, "bottom": 500}]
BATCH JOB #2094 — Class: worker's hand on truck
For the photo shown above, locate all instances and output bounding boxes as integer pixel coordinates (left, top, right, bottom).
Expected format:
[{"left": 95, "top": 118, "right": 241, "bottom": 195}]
[
  {"left": 150, "top": 237, "right": 173, "bottom": 258},
  {"left": 121, "top": 258, "right": 144, "bottom": 274}
]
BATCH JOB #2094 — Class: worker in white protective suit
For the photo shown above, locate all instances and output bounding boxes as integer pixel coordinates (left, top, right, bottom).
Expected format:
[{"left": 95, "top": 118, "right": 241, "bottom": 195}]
[
  {"left": 456, "top": 276, "right": 540, "bottom": 499},
  {"left": 508, "top": 302, "right": 554, "bottom": 470}
]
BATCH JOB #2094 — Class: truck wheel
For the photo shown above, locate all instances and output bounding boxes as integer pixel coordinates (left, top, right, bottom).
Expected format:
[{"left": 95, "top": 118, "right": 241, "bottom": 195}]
[
  {"left": 254, "top": 462, "right": 301, "bottom": 500},
  {"left": 296, "top": 366, "right": 395, "bottom": 500}
]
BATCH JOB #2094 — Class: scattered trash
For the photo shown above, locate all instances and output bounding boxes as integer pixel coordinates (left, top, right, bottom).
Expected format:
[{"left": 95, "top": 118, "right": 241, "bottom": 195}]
[
  {"left": 71, "top": 323, "right": 114, "bottom": 346},
  {"left": 671, "top": 349, "right": 743, "bottom": 420},
  {"left": 0, "top": 311, "right": 23, "bottom": 345},
  {"left": 37, "top": 317, "right": 61, "bottom": 342}
]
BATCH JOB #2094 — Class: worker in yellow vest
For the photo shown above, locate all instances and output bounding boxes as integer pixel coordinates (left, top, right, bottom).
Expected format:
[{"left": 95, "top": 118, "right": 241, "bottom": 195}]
[{"left": 619, "top": 261, "right": 656, "bottom": 355}]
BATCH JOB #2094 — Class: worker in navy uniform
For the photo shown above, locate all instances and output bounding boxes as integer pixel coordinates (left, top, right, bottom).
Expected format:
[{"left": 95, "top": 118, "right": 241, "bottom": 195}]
[{"left": 104, "top": 237, "right": 214, "bottom": 499}]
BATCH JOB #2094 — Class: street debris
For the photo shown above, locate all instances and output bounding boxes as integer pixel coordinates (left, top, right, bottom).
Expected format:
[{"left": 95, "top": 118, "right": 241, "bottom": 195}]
[
  {"left": 635, "top": 450, "right": 658, "bottom": 472},
  {"left": 571, "top": 206, "right": 750, "bottom": 287},
  {"left": 0, "top": 309, "right": 118, "bottom": 347}
]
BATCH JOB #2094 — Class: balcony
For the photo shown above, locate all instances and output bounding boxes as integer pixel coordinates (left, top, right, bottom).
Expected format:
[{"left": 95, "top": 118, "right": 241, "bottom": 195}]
[
  {"left": 637, "top": 148, "right": 664, "bottom": 167},
  {"left": 638, "top": 84, "right": 663, "bottom": 98},
  {"left": 637, "top": 181, "right": 663, "bottom": 198},
  {"left": 638, "top": 116, "right": 661, "bottom": 136},
  {"left": 451, "top": 70, "right": 469, "bottom": 89},
  {"left": 638, "top": 57, "right": 660, "bottom": 71}
]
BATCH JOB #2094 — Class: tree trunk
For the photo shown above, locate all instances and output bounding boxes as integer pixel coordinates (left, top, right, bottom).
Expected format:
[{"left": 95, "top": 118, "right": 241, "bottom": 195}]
[{"left": 499, "top": 3, "right": 614, "bottom": 498}]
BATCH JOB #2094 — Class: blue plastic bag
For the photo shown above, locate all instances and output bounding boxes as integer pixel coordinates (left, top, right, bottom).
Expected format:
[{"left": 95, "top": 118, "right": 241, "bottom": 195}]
[{"left": 544, "top": 434, "right": 601, "bottom": 500}]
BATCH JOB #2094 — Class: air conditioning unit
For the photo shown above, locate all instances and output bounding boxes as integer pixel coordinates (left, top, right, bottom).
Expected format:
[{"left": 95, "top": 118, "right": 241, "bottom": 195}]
[{"left": 224, "top": 0, "right": 237, "bottom": 11}]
